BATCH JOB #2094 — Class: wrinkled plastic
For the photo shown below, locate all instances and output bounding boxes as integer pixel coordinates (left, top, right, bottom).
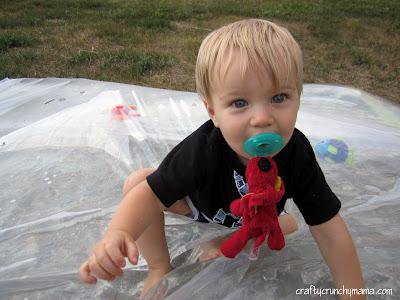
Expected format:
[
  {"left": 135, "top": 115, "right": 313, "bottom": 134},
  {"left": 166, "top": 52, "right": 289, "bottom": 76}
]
[{"left": 0, "top": 78, "right": 399, "bottom": 299}]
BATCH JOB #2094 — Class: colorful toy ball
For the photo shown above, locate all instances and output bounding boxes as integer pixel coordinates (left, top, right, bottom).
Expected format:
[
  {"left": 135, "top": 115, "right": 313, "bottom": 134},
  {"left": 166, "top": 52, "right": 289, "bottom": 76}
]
[{"left": 315, "top": 139, "right": 349, "bottom": 163}]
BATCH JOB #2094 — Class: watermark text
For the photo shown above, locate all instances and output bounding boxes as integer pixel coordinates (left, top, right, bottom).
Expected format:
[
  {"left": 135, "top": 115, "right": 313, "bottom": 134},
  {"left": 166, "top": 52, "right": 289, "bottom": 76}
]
[{"left": 296, "top": 285, "right": 393, "bottom": 297}]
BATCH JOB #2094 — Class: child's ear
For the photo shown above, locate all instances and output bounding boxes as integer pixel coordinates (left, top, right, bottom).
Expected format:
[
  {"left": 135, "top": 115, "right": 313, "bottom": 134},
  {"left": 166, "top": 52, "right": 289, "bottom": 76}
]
[{"left": 203, "top": 100, "right": 219, "bottom": 128}]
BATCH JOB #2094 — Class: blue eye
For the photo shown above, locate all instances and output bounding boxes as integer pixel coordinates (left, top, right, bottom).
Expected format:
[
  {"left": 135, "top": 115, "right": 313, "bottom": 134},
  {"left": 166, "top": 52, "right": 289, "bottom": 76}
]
[
  {"left": 232, "top": 99, "right": 248, "bottom": 108},
  {"left": 272, "top": 94, "right": 287, "bottom": 103}
]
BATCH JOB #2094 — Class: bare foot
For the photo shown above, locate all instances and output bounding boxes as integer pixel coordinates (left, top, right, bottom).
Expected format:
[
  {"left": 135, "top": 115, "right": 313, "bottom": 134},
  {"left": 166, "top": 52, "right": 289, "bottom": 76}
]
[
  {"left": 198, "top": 237, "right": 226, "bottom": 262},
  {"left": 141, "top": 266, "right": 172, "bottom": 298}
]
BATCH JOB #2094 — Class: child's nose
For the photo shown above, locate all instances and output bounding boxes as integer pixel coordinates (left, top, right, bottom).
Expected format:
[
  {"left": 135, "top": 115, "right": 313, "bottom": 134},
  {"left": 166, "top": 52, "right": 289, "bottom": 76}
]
[{"left": 250, "top": 105, "right": 274, "bottom": 127}]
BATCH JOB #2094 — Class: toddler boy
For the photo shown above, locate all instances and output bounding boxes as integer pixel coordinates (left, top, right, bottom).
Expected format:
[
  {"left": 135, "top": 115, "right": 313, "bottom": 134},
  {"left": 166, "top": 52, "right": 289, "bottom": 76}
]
[{"left": 80, "top": 19, "right": 365, "bottom": 298}]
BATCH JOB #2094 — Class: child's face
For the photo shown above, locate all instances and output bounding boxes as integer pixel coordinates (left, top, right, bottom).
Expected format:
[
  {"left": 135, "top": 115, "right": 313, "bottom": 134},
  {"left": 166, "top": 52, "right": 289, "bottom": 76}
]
[{"left": 204, "top": 50, "right": 300, "bottom": 165}]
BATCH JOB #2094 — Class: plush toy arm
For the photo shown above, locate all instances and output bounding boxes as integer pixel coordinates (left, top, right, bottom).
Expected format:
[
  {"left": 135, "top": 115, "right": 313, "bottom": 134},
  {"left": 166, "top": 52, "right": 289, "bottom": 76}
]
[
  {"left": 250, "top": 186, "right": 285, "bottom": 208},
  {"left": 247, "top": 186, "right": 279, "bottom": 208},
  {"left": 247, "top": 192, "right": 264, "bottom": 208},
  {"left": 230, "top": 198, "right": 244, "bottom": 216}
]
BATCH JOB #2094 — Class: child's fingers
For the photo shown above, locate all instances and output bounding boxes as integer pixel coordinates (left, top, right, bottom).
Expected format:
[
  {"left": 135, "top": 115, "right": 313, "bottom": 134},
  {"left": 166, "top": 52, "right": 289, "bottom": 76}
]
[
  {"left": 125, "top": 237, "right": 139, "bottom": 265},
  {"left": 105, "top": 243, "right": 126, "bottom": 270},
  {"left": 79, "top": 261, "right": 97, "bottom": 284},
  {"left": 88, "top": 255, "right": 116, "bottom": 281},
  {"left": 93, "top": 245, "right": 123, "bottom": 277}
]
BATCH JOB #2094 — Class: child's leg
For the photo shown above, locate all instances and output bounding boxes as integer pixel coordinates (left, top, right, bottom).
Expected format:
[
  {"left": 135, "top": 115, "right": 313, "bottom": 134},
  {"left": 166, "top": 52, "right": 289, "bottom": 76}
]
[
  {"left": 278, "top": 211, "right": 299, "bottom": 235},
  {"left": 123, "top": 169, "right": 191, "bottom": 295}
]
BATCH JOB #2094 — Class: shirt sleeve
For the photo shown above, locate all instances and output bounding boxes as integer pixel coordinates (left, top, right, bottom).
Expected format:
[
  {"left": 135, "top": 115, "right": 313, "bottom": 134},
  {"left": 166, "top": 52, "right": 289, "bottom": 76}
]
[
  {"left": 292, "top": 133, "right": 341, "bottom": 226},
  {"left": 146, "top": 131, "right": 206, "bottom": 208}
]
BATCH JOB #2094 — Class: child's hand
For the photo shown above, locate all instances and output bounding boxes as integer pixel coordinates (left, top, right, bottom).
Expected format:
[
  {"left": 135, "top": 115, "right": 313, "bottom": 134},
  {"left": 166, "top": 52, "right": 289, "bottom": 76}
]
[{"left": 79, "top": 229, "right": 139, "bottom": 284}]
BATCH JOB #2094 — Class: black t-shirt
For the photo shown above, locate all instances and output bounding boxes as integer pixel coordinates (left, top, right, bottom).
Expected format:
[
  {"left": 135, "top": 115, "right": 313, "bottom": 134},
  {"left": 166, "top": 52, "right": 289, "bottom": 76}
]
[{"left": 147, "top": 120, "right": 341, "bottom": 227}]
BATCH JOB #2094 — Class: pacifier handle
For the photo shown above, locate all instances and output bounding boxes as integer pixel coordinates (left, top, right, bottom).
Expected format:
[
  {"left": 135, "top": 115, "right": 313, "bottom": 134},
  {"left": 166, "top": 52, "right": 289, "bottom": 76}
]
[{"left": 243, "top": 133, "right": 284, "bottom": 157}]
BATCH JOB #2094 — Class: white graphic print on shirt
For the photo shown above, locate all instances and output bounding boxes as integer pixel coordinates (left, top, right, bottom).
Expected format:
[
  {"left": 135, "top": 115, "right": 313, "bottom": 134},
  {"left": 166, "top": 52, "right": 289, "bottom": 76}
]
[{"left": 209, "top": 170, "right": 247, "bottom": 228}]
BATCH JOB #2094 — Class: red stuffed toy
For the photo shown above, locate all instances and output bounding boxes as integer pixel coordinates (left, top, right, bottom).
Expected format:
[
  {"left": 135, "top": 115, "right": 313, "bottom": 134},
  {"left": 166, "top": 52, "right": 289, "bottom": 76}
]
[{"left": 220, "top": 157, "right": 285, "bottom": 258}]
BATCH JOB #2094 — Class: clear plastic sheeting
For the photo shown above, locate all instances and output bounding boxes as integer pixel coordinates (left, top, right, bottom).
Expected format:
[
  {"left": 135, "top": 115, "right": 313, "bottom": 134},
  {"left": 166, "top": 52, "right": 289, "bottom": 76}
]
[{"left": 0, "top": 78, "right": 399, "bottom": 299}]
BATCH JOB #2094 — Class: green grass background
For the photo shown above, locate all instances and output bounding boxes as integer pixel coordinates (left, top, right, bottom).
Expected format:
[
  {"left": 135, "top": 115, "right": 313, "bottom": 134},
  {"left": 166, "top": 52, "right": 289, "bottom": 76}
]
[{"left": 0, "top": 0, "right": 399, "bottom": 102}]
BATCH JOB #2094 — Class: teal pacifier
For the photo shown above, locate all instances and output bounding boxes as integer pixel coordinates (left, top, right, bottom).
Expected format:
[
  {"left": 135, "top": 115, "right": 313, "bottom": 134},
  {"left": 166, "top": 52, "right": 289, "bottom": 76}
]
[{"left": 243, "top": 133, "right": 284, "bottom": 157}]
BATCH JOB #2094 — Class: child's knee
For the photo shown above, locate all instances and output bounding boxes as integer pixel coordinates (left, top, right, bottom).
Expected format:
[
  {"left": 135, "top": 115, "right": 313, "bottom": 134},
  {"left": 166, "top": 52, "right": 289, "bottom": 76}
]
[{"left": 123, "top": 168, "right": 155, "bottom": 195}]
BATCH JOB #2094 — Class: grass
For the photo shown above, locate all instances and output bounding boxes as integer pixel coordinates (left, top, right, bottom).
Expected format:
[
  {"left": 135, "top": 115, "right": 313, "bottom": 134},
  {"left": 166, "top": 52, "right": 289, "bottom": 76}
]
[
  {"left": 0, "top": 0, "right": 399, "bottom": 103},
  {"left": 0, "top": 32, "right": 36, "bottom": 51}
]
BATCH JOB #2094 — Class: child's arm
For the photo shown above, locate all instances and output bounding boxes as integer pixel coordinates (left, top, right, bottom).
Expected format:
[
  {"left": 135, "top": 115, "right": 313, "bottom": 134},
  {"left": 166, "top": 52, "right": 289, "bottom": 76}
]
[
  {"left": 107, "top": 180, "right": 166, "bottom": 237},
  {"left": 309, "top": 214, "right": 366, "bottom": 300},
  {"left": 79, "top": 180, "right": 166, "bottom": 283}
]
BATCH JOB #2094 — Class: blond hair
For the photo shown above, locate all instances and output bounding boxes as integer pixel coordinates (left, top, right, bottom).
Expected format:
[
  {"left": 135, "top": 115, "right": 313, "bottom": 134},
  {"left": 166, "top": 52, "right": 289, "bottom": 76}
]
[{"left": 195, "top": 19, "right": 303, "bottom": 101}]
